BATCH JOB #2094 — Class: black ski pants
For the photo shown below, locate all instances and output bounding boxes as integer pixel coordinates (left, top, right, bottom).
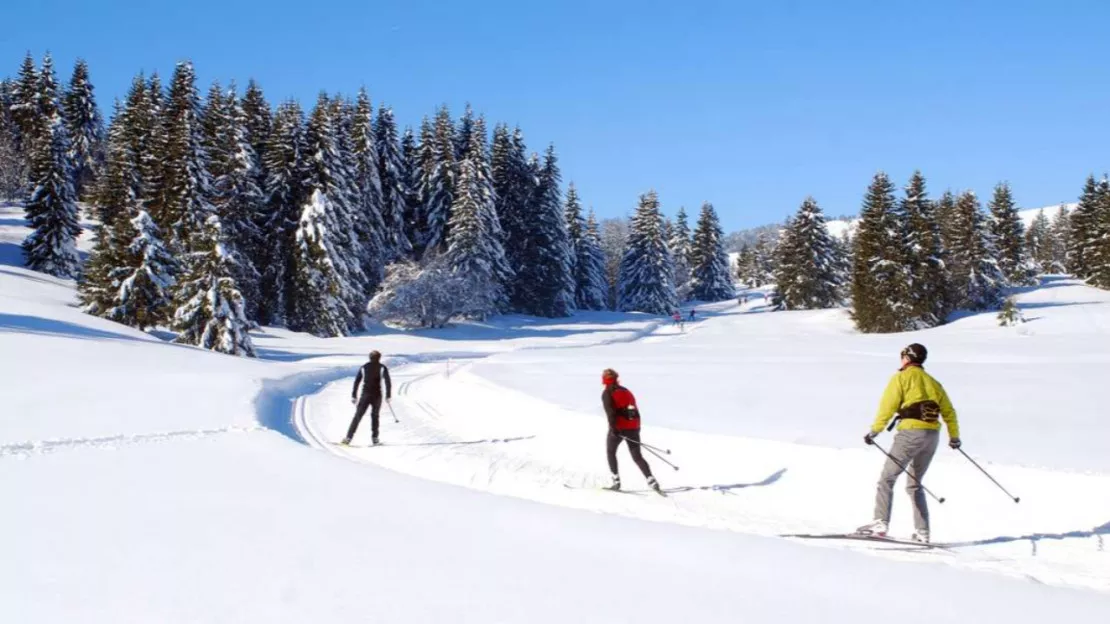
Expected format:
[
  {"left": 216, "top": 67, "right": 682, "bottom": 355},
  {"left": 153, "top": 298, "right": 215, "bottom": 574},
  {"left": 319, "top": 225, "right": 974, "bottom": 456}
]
[
  {"left": 607, "top": 429, "right": 653, "bottom": 478},
  {"left": 346, "top": 394, "right": 383, "bottom": 441}
]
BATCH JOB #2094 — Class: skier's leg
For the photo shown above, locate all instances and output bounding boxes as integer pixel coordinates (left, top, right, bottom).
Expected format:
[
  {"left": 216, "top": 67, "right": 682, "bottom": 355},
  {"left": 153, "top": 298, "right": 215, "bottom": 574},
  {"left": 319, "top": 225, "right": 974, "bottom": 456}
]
[
  {"left": 606, "top": 430, "right": 621, "bottom": 475},
  {"left": 906, "top": 430, "right": 940, "bottom": 533},
  {"left": 624, "top": 430, "right": 654, "bottom": 478},
  {"left": 345, "top": 399, "right": 370, "bottom": 442},
  {"left": 872, "top": 432, "right": 912, "bottom": 523},
  {"left": 370, "top": 396, "right": 383, "bottom": 441}
]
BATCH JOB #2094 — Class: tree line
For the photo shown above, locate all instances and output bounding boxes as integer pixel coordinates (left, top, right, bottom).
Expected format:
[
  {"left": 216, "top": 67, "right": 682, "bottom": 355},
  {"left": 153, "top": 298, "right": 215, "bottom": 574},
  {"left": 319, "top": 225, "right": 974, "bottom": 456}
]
[{"left": 1, "top": 53, "right": 736, "bottom": 355}]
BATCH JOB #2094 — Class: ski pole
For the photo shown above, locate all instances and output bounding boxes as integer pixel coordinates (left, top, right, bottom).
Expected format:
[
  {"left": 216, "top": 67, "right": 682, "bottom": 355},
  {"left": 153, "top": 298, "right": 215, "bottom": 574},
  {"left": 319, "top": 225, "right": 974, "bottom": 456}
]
[
  {"left": 871, "top": 441, "right": 945, "bottom": 503},
  {"left": 622, "top": 436, "right": 679, "bottom": 471},
  {"left": 957, "top": 448, "right": 1019, "bottom": 503},
  {"left": 386, "top": 400, "right": 399, "bottom": 423},
  {"left": 620, "top": 435, "right": 671, "bottom": 455}
]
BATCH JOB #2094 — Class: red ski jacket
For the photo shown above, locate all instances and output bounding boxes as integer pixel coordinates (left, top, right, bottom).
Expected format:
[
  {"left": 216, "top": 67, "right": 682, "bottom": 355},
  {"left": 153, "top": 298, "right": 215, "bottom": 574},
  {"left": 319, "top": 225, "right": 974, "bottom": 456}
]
[{"left": 602, "top": 382, "right": 641, "bottom": 431}]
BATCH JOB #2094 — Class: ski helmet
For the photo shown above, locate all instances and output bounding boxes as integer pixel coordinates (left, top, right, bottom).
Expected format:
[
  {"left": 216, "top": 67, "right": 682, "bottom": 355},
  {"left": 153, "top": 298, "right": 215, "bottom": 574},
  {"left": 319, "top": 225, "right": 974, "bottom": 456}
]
[{"left": 901, "top": 343, "right": 927, "bottom": 364}]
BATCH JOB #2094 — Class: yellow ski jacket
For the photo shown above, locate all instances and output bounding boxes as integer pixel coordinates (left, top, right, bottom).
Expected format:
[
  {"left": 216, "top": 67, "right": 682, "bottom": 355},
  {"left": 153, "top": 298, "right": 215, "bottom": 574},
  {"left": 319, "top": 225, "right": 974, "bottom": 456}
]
[{"left": 870, "top": 364, "right": 959, "bottom": 438}]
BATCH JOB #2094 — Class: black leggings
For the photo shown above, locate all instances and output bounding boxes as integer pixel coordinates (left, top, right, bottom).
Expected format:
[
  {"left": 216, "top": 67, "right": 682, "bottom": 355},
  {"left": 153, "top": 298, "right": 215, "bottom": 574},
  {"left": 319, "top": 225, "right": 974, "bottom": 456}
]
[
  {"left": 346, "top": 395, "right": 382, "bottom": 441},
  {"left": 607, "top": 430, "right": 653, "bottom": 478}
]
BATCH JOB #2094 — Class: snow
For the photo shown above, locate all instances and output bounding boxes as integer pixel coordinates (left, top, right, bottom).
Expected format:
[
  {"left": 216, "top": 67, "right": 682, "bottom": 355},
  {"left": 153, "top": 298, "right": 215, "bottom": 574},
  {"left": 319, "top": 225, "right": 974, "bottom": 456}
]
[
  {"left": 825, "top": 202, "right": 1079, "bottom": 240},
  {"left": 3, "top": 209, "right": 1110, "bottom": 622}
]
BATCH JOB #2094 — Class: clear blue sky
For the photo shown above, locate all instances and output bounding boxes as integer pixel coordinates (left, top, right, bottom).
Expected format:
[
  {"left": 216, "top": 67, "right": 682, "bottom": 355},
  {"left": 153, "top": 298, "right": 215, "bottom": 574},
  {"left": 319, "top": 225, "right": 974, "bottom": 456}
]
[{"left": 3, "top": 0, "right": 1108, "bottom": 231}]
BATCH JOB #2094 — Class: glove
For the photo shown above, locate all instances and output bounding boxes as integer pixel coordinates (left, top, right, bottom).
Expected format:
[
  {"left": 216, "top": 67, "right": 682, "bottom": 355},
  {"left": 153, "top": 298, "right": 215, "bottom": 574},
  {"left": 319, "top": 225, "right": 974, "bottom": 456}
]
[
  {"left": 864, "top": 432, "right": 876, "bottom": 445},
  {"left": 351, "top": 396, "right": 357, "bottom": 405},
  {"left": 949, "top": 437, "right": 961, "bottom": 449}
]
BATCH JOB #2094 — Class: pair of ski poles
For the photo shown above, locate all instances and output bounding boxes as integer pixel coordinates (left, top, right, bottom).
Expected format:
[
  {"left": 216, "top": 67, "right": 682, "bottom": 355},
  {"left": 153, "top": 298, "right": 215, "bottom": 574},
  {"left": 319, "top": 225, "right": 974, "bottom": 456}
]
[
  {"left": 620, "top": 434, "right": 680, "bottom": 471},
  {"left": 870, "top": 439, "right": 1020, "bottom": 504}
]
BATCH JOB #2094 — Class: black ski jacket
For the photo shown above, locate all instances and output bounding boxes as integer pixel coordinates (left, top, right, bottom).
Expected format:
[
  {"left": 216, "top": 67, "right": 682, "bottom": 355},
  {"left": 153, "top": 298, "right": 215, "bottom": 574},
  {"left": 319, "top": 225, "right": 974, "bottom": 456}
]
[{"left": 353, "top": 360, "right": 392, "bottom": 401}]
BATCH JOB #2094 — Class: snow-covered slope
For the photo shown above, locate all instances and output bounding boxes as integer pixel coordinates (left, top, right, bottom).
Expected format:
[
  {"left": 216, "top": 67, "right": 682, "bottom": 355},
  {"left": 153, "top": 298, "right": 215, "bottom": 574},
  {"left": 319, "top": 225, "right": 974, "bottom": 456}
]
[{"left": 3, "top": 207, "right": 1110, "bottom": 622}]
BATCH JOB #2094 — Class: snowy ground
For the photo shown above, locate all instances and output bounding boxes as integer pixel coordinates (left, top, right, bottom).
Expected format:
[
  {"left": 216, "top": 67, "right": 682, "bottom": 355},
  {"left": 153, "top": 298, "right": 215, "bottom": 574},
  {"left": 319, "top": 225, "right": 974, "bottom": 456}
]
[{"left": 3, "top": 204, "right": 1110, "bottom": 622}]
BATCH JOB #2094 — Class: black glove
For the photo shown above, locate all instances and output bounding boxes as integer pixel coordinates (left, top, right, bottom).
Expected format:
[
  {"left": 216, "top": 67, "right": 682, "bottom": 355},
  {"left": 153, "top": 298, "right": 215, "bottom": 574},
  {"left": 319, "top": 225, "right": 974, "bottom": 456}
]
[
  {"left": 351, "top": 396, "right": 357, "bottom": 405},
  {"left": 864, "top": 432, "right": 876, "bottom": 445},
  {"left": 949, "top": 437, "right": 961, "bottom": 449}
]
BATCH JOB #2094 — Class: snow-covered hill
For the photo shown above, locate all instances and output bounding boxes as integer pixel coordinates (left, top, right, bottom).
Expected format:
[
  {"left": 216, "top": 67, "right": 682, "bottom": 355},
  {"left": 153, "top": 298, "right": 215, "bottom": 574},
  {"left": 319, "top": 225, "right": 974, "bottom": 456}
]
[{"left": 3, "top": 206, "right": 1110, "bottom": 622}]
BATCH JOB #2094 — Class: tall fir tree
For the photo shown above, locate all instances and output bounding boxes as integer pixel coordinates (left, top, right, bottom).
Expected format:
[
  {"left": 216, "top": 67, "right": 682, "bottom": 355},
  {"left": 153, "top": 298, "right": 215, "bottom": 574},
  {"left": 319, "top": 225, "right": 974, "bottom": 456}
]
[
  {"left": 935, "top": 190, "right": 959, "bottom": 256},
  {"left": 443, "top": 156, "right": 503, "bottom": 318},
  {"left": 988, "top": 181, "right": 1033, "bottom": 286},
  {"left": 519, "top": 145, "right": 575, "bottom": 316},
  {"left": 399, "top": 125, "right": 422, "bottom": 252},
  {"left": 578, "top": 209, "right": 609, "bottom": 310},
  {"left": 468, "top": 116, "right": 512, "bottom": 306},
  {"left": 599, "top": 217, "right": 630, "bottom": 310},
  {"left": 259, "top": 101, "right": 306, "bottom": 326},
  {"left": 1067, "top": 176, "right": 1101, "bottom": 279},
  {"left": 373, "top": 104, "right": 412, "bottom": 261},
  {"left": 688, "top": 202, "right": 735, "bottom": 302},
  {"left": 772, "top": 197, "right": 841, "bottom": 310},
  {"left": 419, "top": 106, "right": 457, "bottom": 255},
  {"left": 1025, "top": 209, "right": 1052, "bottom": 274},
  {"left": 949, "top": 191, "right": 1005, "bottom": 310},
  {"left": 10, "top": 53, "right": 42, "bottom": 156},
  {"left": 159, "top": 61, "right": 214, "bottom": 251},
  {"left": 901, "top": 171, "right": 950, "bottom": 326},
  {"left": 348, "top": 91, "right": 388, "bottom": 284},
  {"left": 239, "top": 80, "right": 272, "bottom": 176},
  {"left": 103, "top": 210, "right": 176, "bottom": 330},
  {"left": 1048, "top": 205, "right": 1071, "bottom": 273},
  {"left": 1088, "top": 177, "right": 1110, "bottom": 289},
  {"left": 454, "top": 103, "right": 475, "bottom": 162},
  {"left": 850, "top": 172, "right": 911, "bottom": 333},
  {"left": 669, "top": 206, "right": 693, "bottom": 299},
  {"left": 618, "top": 190, "right": 677, "bottom": 315},
  {"left": 62, "top": 59, "right": 103, "bottom": 200},
  {"left": 492, "top": 124, "right": 536, "bottom": 310},
  {"left": 0, "top": 78, "right": 29, "bottom": 200}
]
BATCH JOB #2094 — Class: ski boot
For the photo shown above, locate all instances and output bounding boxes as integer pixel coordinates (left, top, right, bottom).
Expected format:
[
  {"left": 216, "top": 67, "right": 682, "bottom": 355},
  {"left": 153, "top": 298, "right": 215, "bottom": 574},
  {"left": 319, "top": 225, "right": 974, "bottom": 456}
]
[
  {"left": 372, "top": 436, "right": 380, "bottom": 446},
  {"left": 339, "top": 437, "right": 351, "bottom": 446},
  {"left": 647, "top": 476, "right": 661, "bottom": 492},
  {"left": 855, "top": 519, "right": 888, "bottom": 537},
  {"left": 606, "top": 474, "right": 621, "bottom": 491},
  {"left": 910, "top": 529, "right": 930, "bottom": 544}
]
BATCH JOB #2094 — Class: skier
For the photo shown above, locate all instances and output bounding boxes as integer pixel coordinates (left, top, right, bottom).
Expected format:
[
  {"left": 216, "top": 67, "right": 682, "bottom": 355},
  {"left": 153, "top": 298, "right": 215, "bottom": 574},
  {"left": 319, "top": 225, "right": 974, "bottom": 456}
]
[
  {"left": 688, "top": 308, "right": 696, "bottom": 321},
  {"left": 672, "top": 311, "right": 683, "bottom": 329},
  {"left": 341, "top": 350, "right": 393, "bottom": 446},
  {"left": 857, "top": 343, "right": 960, "bottom": 543},
  {"left": 601, "top": 368, "right": 660, "bottom": 492}
]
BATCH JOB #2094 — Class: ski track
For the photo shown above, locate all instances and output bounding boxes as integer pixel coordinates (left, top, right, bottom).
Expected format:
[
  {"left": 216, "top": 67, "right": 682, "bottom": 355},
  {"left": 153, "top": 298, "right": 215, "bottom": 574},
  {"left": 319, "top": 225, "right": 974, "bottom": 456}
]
[
  {"left": 283, "top": 311, "right": 1110, "bottom": 596},
  {"left": 0, "top": 425, "right": 263, "bottom": 459}
]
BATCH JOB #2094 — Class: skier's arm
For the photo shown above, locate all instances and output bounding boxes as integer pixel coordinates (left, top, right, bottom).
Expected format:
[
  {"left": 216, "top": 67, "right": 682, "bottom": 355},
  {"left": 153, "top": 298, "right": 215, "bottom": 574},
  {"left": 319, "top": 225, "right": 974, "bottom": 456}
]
[
  {"left": 602, "top": 390, "right": 618, "bottom": 430},
  {"left": 383, "top": 365, "right": 392, "bottom": 400},
  {"left": 352, "top": 366, "right": 363, "bottom": 400},
  {"left": 938, "top": 386, "right": 959, "bottom": 439},
  {"left": 870, "top": 375, "right": 903, "bottom": 434}
]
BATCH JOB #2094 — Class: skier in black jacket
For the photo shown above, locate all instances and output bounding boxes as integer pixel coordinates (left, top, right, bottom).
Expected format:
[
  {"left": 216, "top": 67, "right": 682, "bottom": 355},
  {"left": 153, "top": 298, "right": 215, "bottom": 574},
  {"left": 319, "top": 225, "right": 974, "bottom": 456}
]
[{"left": 341, "top": 350, "right": 392, "bottom": 446}]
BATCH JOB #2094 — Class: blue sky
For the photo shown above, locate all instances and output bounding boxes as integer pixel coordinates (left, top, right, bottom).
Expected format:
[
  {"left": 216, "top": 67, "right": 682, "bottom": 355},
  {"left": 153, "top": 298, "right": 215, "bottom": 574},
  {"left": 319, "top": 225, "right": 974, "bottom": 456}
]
[{"left": 3, "top": 0, "right": 1108, "bottom": 231}]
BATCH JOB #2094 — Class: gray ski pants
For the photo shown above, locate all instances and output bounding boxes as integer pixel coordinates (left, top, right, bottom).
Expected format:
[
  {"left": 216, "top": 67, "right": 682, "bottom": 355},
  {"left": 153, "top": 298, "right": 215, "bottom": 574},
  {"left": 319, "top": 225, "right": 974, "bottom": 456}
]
[{"left": 873, "top": 429, "right": 940, "bottom": 531}]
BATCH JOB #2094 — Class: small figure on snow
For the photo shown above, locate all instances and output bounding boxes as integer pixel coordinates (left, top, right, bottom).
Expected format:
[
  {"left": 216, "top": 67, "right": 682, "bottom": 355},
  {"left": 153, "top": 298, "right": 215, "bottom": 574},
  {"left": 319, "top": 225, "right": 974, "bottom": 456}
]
[
  {"left": 601, "top": 368, "right": 660, "bottom": 493},
  {"left": 341, "top": 350, "right": 393, "bottom": 446},
  {"left": 858, "top": 343, "right": 961, "bottom": 544},
  {"left": 688, "top": 308, "right": 696, "bottom": 321},
  {"left": 672, "top": 311, "right": 683, "bottom": 329}
]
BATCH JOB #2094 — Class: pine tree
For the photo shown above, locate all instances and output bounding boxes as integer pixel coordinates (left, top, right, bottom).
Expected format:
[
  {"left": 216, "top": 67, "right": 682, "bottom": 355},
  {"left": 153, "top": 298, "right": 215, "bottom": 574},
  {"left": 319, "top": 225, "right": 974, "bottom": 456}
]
[
  {"left": 1025, "top": 209, "right": 1051, "bottom": 274},
  {"left": 850, "top": 172, "right": 911, "bottom": 332},
  {"left": 258, "top": 101, "right": 306, "bottom": 326},
  {"left": 618, "top": 190, "right": 677, "bottom": 314},
  {"left": 419, "top": 106, "right": 457, "bottom": 255},
  {"left": 1088, "top": 177, "right": 1110, "bottom": 289},
  {"left": 454, "top": 103, "right": 475, "bottom": 162},
  {"left": 10, "top": 53, "right": 42, "bottom": 156},
  {"left": 239, "top": 80, "right": 272, "bottom": 174},
  {"left": 400, "top": 125, "right": 422, "bottom": 252},
  {"left": 374, "top": 104, "right": 412, "bottom": 261},
  {"left": 988, "top": 182, "right": 1033, "bottom": 286},
  {"left": 444, "top": 158, "right": 501, "bottom": 317},
  {"left": 0, "top": 79, "right": 28, "bottom": 200},
  {"left": 669, "top": 206, "right": 692, "bottom": 299},
  {"left": 62, "top": 59, "right": 103, "bottom": 200},
  {"left": 773, "top": 197, "right": 841, "bottom": 310},
  {"left": 1067, "top": 176, "right": 1101, "bottom": 279},
  {"left": 22, "top": 57, "right": 82, "bottom": 279},
  {"left": 1047, "top": 205, "right": 1071, "bottom": 273},
  {"left": 348, "top": 92, "right": 388, "bottom": 285},
  {"left": 159, "top": 61, "right": 214, "bottom": 251},
  {"left": 578, "top": 209, "right": 609, "bottom": 310},
  {"left": 104, "top": 210, "right": 176, "bottom": 330},
  {"left": 935, "top": 190, "right": 959, "bottom": 256},
  {"left": 901, "top": 171, "right": 949, "bottom": 327},
  {"left": 492, "top": 124, "right": 534, "bottom": 309},
  {"left": 170, "top": 215, "right": 256, "bottom": 356},
  {"left": 949, "top": 191, "right": 1005, "bottom": 310},
  {"left": 688, "top": 202, "right": 735, "bottom": 302},
  {"left": 514, "top": 145, "right": 575, "bottom": 316}
]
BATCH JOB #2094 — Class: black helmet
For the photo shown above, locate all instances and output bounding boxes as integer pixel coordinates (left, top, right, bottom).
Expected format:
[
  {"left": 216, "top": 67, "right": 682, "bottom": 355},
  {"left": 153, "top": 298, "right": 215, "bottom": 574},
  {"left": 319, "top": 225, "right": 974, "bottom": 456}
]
[{"left": 901, "top": 343, "right": 927, "bottom": 364}]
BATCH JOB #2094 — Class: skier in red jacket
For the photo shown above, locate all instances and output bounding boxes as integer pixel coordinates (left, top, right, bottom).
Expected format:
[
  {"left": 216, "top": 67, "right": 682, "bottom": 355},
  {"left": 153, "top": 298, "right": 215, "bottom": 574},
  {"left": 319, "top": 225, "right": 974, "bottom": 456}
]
[{"left": 602, "top": 368, "right": 660, "bottom": 492}]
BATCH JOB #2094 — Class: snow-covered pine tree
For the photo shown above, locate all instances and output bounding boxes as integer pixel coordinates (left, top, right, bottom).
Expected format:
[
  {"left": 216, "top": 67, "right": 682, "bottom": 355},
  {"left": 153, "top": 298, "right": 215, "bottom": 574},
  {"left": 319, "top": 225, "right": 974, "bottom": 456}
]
[
  {"left": 599, "top": 217, "right": 630, "bottom": 310},
  {"left": 0, "top": 79, "right": 28, "bottom": 200},
  {"left": 491, "top": 124, "right": 534, "bottom": 309},
  {"left": 443, "top": 157, "right": 502, "bottom": 317},
  {"left": 202, "top": 82, "right": 265, "bottom": 323},
  {"left": 239, "top": 80, "right": 272, "bottom": 177},
  {"left": 170, "top": 214, "right": 256, "bottom": 356},
  {"left": 328, "top": 95, "right": 377, "bottom": 323},
  {"left": 669, "top": 206, "right": 693, "bottom": 300},
  {"left": 1024, "top": 209, "right": 1051, "bottom": 274},
  {"left": 935, "top": 190, "right": 958, "bottom": 257},
  {"left": 618, "top": 190, "right": 677, "bottom": 314},
  {"left": 140, "top": 73, "right": 166, "bottom": 213},
  {"left": 399, "top": 125, "right": 422, "bottom": 252},
  {"left": 516, "top": 145, "right": 575, "bottom": 317},
  {"left": 1088, "top": 177, "right": 1110, "bottom": 290},
  {"left": 901, "top": 171, "right": 949, "bottom": 327},
  {"left": 258, "top": 101, "right": 306, "bottom": 326},
  {"left": 1047, "top": 205, "right": 1071, "bottom": 274},
  {"left": 105, "top": 209, "right": 176, "bottom": 330},
  {"left": 949, "top": 191, "right": 1005, "bottom": 310},
  {"left": 373, "top": 103, "right": 412, "bottom": 261},
  {"left": 286, "top": 95, "right": 359, "bottom": 336},
  {"left": 348, "top": 91, "right": 388, "bottom": 285},
  {"left": 661, "top": 217, "right": 674, "bottom": 248},
  {"left": 469, "top": 116, "right": 512, "bottom": 307},
  {"left": 988, "top": 181, "right": 1034, "bottom": 286},
  {"left": 454, "top": 103, "right": 475, "bottom": 162},
  {"left": 62, "top": 59, "right": 104, "bottom": 200},
  {"left": 1067, "top": 176, "right": 1101, "bottom": 279},
  {"left": 419, "top": 106, "right": 457, "bottom": 255},
  {"left": 850, "top": 172, "right": 911, "bottom": 333},
  {"left": 688, "top": 202, "right": 735, "bottom": 302},
  {"left": 159, "top": 61, "right": 214, "bottom": 252},
  {"left": 578, "top": 209, "right": 609, "bottom": 310},
  {"left": 10, "top": 54, "right": 42, "bottom": 157},
  {"left": 22, "top": 59, "right": 82, "bottom": 279},
  {"left": 748, "top": 232, "right": 776, "bottom": 287},
  {"left": 773, "top": 197, "right": 841, "bottom": 310}
]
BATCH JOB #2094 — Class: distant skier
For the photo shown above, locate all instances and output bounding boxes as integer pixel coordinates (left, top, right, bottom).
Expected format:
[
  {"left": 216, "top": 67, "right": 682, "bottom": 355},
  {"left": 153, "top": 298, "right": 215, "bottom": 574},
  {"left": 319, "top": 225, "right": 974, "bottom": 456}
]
[
  {"left": 857, "top": 343, "right": 960, "bottom": 543},
  {"left": 341, "top": 350, "right": 393, "bottom": 446},
  {"left": 688, "top": 308, "right": 696, "bottom": 321},
  {"left": 672, "top": 311, "right": 683, "bottom": 329},
  {"left": 601, "top": 368, "right": 659, "bottom": 492}
]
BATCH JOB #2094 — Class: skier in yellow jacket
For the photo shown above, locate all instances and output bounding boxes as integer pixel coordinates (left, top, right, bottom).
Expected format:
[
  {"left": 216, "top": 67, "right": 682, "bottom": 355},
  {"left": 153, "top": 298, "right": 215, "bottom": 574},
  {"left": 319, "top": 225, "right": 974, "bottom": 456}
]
[{"left": 856, "top": 343, "right": 960, "bottom": 543}]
